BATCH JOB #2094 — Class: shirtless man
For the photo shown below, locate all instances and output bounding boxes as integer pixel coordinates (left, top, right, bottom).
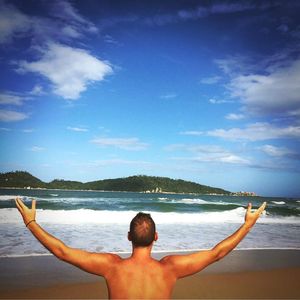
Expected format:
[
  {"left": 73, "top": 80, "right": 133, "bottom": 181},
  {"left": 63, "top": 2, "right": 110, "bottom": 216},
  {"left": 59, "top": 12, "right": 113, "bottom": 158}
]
[{"left": 15, "top": 198, "right": 266, "bottom": 299}]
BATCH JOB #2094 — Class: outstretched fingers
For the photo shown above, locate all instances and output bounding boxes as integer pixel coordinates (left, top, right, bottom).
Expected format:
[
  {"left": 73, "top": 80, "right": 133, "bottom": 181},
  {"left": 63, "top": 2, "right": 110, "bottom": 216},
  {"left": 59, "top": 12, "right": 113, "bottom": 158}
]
[
  {"left": 15, "top": 198, "right": 23, "bottom": 212},
  {"left": 257, "top": 202, "right": 267, "bottom": 214},
  {"left": 15, "top": 197, "right": 36, "bottom": 211},
  {"left": 247, "top": 203, "right": 252, "bottom": 214},
  {"left": 32, "top": 199, "right": 36, "bottom": 210},
  {"left": 16, "top": 197, "right": 27, "bottom": 209}
]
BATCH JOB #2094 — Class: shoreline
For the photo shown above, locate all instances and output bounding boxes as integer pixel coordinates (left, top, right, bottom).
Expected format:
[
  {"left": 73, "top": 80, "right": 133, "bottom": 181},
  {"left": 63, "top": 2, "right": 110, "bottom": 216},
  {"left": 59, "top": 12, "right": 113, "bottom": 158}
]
[
  {"left": 2, "top": 186, "right": 299, "bottom": 199},
  {"left": 1, "top": 246, "right": 300, "bottom": 258},
  {"left": 1, "top": 249, "right": 300, "bottom": 299},
  {"left": 0, "top": 186, "right": 230, "bottom": 196}
]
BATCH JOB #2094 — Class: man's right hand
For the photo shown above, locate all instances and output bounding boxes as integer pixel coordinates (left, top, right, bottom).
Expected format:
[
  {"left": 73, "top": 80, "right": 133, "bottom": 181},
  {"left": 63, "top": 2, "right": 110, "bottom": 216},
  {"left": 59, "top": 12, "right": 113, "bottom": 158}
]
[
  {"left": 15, "top": 197, "right": 36, "bottom": 226},
  {"left": 244, "top": 202, "right": 266, "bottom": 228}
]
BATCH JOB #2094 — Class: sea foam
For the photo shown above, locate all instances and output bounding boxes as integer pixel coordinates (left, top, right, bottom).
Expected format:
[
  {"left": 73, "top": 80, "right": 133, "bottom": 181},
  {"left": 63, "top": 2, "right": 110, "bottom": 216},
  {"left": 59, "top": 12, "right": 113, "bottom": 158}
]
[
  {"left": 158, "top": 197, "right": 236, "bottom": 205},
  {"left": 272, "top": 201, "right": 286, "bottom": 205},
  {"left": 1, "top": 207, "right": 299, "bottom": 225},
  {"left": 0, "top": 195, "right": 18, "bottom": 201}
]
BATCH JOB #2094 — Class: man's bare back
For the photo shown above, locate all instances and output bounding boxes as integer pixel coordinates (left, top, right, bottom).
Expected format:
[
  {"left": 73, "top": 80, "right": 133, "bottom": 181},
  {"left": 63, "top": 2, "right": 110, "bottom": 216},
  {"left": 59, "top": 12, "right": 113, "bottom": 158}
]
[
  {"left": 15, "top": 198, "right": 266, "bottom": 299},
  {"left": 106, "top": 253, "right": 175, "bottom": 299}
]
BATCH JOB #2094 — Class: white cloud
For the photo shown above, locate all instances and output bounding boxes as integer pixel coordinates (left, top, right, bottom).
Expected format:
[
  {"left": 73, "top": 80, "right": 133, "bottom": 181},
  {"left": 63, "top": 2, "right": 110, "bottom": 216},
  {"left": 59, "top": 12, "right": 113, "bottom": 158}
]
[
  {"left": 61, "top": 25, "right": 81, "bottom": 38},
  {"left": 90, "top": 137, "right": 149, "bottom": 151},
  {"left": 22, "top": 129, "right": 34, "bottom": 133},
  {"left": 179, "top": 131, "right": 203, "bottom": 136},
  {"left": 226, "top": 58, "right": 300, "bottom": 117},
  {"left": 165, "top": 144, "right": 225, "bottom": 154},
  {"left": 166, "top": 143, "right": 250, "bottom": 166},
  {"left": 49, "top": 0, "right": 98, "bottom": 34},
  {"left": 217, "top": 154, "right": 250, "bottom": 164},
  {"left": 0, "top": 1, "right": 31, "bottom": 44},
  {"left": 191, "top": 145, "right": 226, "bottom": 154},
  {"left": 30, "top": 1, "right": 98, "bottom": 43},
  {"left": 160, "top": 93, "right": 177, "bottom": 99},
  {"left": 208, "top": 122, "right": 300, "bottom": 141},
  {"left": 30, "top": 85, "right": 44, "bottom": 96},
  {"left": 225, "top": 113, "right": 245, "bottom": 120},
  {"left": 172, "top": 153, "right": 250, "bottom": 166},
  {"left": 145, "top": 2, "right": 262, "bottom": 26},
  {"left": 0, "top": 127, "right": 11, "bottom": 131},
  {"left": 214, "top": 55, "right": 256, "bottom": 76},
  {"left": 0, "top": 0, "right": 98, "bottom": 44},
  {"left": 200, "top": 76, "right": 221, "bottom": 84},
  {"left": 104, "top": 34, "right": 120, "bottom": 45},
  {"left": 0, "top": 109, "right": 28, "bottom": 122},
  {"left": 209, "top": 98, "right": 232, "bottom": 104},
  {"left": 0, "top": 93, "right": 24, "bottom": 106},
  {"left": 168, "top": 144, "right": 298, "bottom": 171},
  {"left": 17, "top": 43, "right": 113, "bottom": 99},
  {"left": 28, "top": 146, "right": 45, "bottom": 152},
  {"left": 193, "top": 154, "right": 250, "bottom": 165},
  {"left": 259, "top": 145, "right": 298, "bottom": 158},
  {"left": 67, "top": 126, "right": 88, "bottom": 132},
  {"left": 100, "top": 2, "right": 272, "bottom": 29}
]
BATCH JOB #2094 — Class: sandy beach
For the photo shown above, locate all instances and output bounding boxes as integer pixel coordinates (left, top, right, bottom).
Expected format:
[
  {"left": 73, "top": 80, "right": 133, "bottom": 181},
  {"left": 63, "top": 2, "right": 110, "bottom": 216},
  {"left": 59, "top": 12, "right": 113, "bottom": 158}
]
[{"left": 1, "top": 249, "right": 300, "bottom": 299}]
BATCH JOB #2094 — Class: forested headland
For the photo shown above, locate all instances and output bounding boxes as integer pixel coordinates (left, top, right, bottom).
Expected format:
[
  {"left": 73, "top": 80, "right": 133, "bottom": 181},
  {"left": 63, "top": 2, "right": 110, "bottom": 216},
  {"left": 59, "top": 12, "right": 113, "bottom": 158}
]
[{"left": 0, "top": 171, "right": 230, "bottom": 194}]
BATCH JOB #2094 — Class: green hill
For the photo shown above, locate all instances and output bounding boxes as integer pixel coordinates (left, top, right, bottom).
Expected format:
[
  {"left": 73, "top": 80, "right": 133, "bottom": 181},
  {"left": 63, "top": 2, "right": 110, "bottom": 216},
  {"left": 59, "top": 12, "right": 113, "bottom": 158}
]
[
  {"left": 85, "top": 175, "right": 229, "bottom": 194},
  {"left": 47, "top": 179, "right": 85, "bottom": 190},
  {"left": 0, "top": 171, "right": 230, "bottom": 194},
  {"left": 0, "top": 171, "right": 46, "bottom": 188}
]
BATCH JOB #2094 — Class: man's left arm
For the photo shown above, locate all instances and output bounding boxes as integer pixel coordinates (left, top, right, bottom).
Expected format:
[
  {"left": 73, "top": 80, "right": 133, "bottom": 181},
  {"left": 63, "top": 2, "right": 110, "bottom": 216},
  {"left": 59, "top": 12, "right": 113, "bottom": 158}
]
[
  {"left": 15, "top": 198, "right": 119, "bottom": 277},
  {"left": 161, "top": 202, "right": 267, "bottom": 279}
]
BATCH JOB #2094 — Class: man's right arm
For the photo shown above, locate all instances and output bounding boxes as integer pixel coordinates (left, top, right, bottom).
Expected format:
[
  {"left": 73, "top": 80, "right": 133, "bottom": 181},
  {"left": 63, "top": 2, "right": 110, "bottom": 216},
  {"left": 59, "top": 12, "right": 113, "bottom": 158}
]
[
  {"left": 15, "top": 198, "right": 120, "bottom": 277},
  {"left": 161, "top": 202, "right": 266, "bottom": 279},
  {"left": 26, "top": 220, "right": 120, "bottom": 276}
]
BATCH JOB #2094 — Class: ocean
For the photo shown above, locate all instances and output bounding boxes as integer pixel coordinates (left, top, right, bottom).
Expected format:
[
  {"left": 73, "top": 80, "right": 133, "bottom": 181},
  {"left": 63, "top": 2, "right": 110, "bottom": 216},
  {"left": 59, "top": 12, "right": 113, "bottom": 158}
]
[{"left": 0, "top": 188, "right": 299, "bottom": 257}]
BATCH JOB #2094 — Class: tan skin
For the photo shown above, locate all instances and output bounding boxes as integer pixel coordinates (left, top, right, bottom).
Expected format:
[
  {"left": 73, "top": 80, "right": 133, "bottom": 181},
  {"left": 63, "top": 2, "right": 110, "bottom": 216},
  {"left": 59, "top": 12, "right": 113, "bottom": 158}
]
[{"left": 15, "top": 198, "right": 266, "bottom": 299}]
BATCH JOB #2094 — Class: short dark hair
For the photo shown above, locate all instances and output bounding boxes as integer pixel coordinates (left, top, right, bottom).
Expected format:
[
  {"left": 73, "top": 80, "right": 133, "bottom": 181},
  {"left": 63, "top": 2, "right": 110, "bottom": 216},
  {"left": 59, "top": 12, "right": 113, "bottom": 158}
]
[{"left": 129, "top": 212, "right": 156, "bottom": 247}]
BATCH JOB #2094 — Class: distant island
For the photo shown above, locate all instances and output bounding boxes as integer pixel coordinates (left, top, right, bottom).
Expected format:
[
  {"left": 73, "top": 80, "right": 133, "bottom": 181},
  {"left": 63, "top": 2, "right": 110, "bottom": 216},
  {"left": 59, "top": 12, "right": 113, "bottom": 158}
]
[{"left": 0, "top": 171, "right": 231, "bottom": 195}]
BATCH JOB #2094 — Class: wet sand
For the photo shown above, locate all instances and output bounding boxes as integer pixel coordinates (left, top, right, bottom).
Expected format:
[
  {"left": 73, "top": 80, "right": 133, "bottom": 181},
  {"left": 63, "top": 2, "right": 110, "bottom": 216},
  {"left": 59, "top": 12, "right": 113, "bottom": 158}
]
[{"left": 1, "top": 249, "right": 300, "bottom": 299}]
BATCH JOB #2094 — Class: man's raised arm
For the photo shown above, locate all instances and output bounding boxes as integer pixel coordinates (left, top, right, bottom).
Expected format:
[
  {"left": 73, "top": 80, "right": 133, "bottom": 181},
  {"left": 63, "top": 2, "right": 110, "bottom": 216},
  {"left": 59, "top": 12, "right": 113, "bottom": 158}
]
[
  {"left": 15, "top": 198, "right": 120, "bottom": 277},
  {"left": 161, "top": 202, "right": 267, "bottom": 279}
]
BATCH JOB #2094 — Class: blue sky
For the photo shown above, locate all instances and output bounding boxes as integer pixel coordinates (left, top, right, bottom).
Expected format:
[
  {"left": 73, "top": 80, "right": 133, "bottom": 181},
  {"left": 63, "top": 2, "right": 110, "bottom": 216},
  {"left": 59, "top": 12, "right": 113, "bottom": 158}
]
[{"left": 0, "top": 0, "right": 300, "bottom": 197}]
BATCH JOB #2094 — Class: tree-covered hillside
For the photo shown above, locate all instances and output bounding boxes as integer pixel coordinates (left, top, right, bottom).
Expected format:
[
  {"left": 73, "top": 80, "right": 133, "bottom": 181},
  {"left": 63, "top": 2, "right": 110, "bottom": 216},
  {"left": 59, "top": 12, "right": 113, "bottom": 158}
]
[
  {"left": 0, "top": 171, "right": 230, "bottom": 194},
  {"left": 0, "top": 171, "right": 46, "bottom": 188},
  {"left": 85, "top": 175, "right": 229, "bottom": 194}
]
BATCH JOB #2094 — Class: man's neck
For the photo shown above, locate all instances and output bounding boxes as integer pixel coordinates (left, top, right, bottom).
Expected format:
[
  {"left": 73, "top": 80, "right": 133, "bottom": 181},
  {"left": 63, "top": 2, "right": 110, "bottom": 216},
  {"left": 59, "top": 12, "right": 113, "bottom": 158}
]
[{"left": 131, "top": 245, "right": 153, "bottom": 261}]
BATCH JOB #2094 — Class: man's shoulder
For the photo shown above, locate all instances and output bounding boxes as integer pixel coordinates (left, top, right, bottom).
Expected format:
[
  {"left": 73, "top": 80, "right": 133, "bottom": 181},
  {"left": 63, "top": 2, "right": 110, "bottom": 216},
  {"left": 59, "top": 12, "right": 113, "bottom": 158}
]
[
  {"left": 159, "top": 254, "right": 179, "bottom": 268},
  {"left": 108, "top": 252, "right": 123, "bottom": 261},
  {"left": 95, "top": 252, "right": 122, "bottom": 264},
  {"left": 160, "top": 254, "right": 178, "bottom": 263}
]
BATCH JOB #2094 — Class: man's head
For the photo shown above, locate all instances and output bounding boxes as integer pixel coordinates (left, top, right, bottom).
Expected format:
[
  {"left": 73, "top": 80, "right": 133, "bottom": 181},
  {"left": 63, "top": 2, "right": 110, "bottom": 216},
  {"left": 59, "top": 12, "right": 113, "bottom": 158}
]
[{"left": 128, "top": 212, "right": 157, "bottom": 247}]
